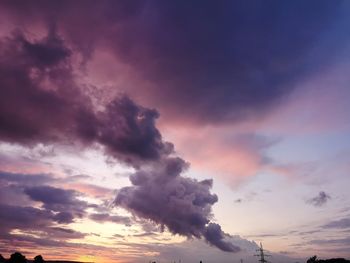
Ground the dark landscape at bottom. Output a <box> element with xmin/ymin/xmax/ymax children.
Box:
<box><xmin>0</xmin><ymin>252</ymin><xmax>349</xmax><ymax>263</ymax></box>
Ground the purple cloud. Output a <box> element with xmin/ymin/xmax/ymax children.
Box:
<box><xmin>0</xmin><ymin>30</ymin><xmax>173</xmax><ymax>166</ymax></box>
<box><xmin>1</xmin><ymin>1</ymin><xmax>347</xmax><ymax>125</ymax></box>
<box><xmin>115</xmin><ymin>157</ymin><xmax>239</xmax><ymax>252</ymax></box>
<box><xmin>20</xmin><ymin>26</ymin><xmax>71</xmax><ymax>68</ymax></box>
<box><xmin>0</xmin><ymin>204</ymin><xmax>58</xmax><ymax>232</ymax></box>
<box><xmin>204</xmin><ymin>223</ymin><xmax>240</xmax><ymax>252</ymax></box>
<box><xmin>0</xmin><ymin>171</ymin><xmax>55</xmax><ymax>186</ymax></box>
<box><xmin>0</xmin><ymin>30</ymin><xmax>236</xmax><ymax>252</ymax></box>
<box><xmin>24</xmin><ymin>186</ymin><xmax>88</xmax><ymax>219</ymax></box>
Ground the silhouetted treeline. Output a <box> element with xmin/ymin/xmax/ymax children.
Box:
<box><xmin>307</xmin><ymin>256</ymin><xmax>350</xmax><ymax>263</ymax></box>
<box><xmin>0</xmin><ymin>252</ymin><xmax>44</xmax><ymax>263</ymax></box>
<box><xmin>0</xmin><ymin>253</ymin><xmax>87</xmax><ymax>263</ymax></box>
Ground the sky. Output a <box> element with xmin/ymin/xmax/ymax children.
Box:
<box><xmin>0</xmin><ymin>1</ymin><xmax>350</xmax><ymax>262</ymax></box>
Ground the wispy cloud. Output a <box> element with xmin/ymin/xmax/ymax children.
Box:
<box><xmin>306</xmin><ymin>191</ymin><xmax>331</xmax><ymax>207</ymax></box>
<box><xmin>322</xmin><ymin>218</ymin><xmax>350</xmax><ymax>229</ymax></box>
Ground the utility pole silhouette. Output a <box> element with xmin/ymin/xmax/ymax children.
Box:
<box><xmin>254</xmin><ymin>242</ymin><xmax>271</xmax><ymax>263</ymax></box>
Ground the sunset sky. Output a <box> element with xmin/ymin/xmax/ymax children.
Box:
<box><xmin>0</xmin><ymin>1</ymin><xmax>350</xmax><ymax>262</ymax></box>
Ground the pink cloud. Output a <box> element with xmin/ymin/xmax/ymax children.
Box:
<box><xmin>68</xmin><ymin>183</ymin><xmax>114</xmax><ymax>199</ymax></box>
<box><xmin>159</xmin><ymin>125</ymin><xmax>273</xmax><ymax>186</ymax></box>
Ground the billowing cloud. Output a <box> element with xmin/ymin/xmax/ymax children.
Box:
<box><xmin>0</xmin><ymin>27</ymin><xmax>235</xmax><ymax>251</ymax></box>
<box><xmin>306</xmin><ymin>191</ymin><xmax>331</xmax><ymax>207</ymax></box>
<box><xmin>0</xmin><ymin>30</ymin><xmax>173</xmax><ymax>166</ymax></box>
<box><xmin>115</xmin><ymin>157</ymin><xmax>238</xmax><ymax>252</ymax></box>
<box><xmin>204</xmin><ymin>223</ymin><xmax>240</xmax><ymax>252</ymax></box>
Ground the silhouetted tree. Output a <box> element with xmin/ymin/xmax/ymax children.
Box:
<box><xmin>33</xmin><ymin>255</ymin><xmax>45</xmax><ymax>263</ymax></box>
<box><xmin>0</xmin><ymin>254</ymin><xmax>5</xmax><ymax>263</ymax></box>
<box><xmin>318</xmin><ymin>259</ymin><xmax>350</xmax><ymax>263</ymax></box>
<box><xmin>8</xmin><ymin>252</ymin><xmax>27</xmax><ymax>263</ymax></box>
<box><xmin>308</xmin><ymin>256</ymin><xmax>318</xmax><ymax>263</ymax></box>
<box><xmin>307</xmin><ymin>256</ymin><xmax>350</xmax><ymax>263</ymax></box>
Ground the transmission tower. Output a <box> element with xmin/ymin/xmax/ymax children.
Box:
<box><xmin>254</xmin><ymin>242</ymin><xmax>271</xmax><ymax>263</ymax></box>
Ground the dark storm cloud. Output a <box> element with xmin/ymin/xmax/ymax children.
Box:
<box><xmin>103</xmin><ymin>0</ymin><xmax>348</xmax><ymax>123</ymax></box>
<box><xmin>1</xmin><ymin>1</ymin><xmax>348</xmax><ymax>123</ymax></box>
<box><xmin>0</xmin><ymin>30</ymin><xmax>84</xmax><ymax>144</ymax></box>
<box><xmin>0</xmin><ymin>30</ymin><xmax>172</xmax><ymax>165</ymax></box>
<box><xmin>112</xmin><ymin>1</ymin><xmax>339</xmax><ymax>122</ymax></box>
<box><xmin>115</xmin><ymin>157</ymin><xmax>239</xmax><ymax>252</ymax></box>
<box><xmin>95</xmin><ymin>96</ymin><xmax>173</xmax><ymax>163</ymax></box>
<box><xmin>0</xmin><ymin>30</ymin><xmax>236</xmax><ymax>251</ymax></box>
<box><xmin>0</xmin><ymin>0</ymin><xmax>145</xmax><ymax>61</ymax></box>
<box><xmin>306</xmin><ymin>191</ymin><xmax>331</xmax><ymax>207</ymax></box>
<box><xmin>120</xmin><ymin>1</ymin><xmax>348</xmax><ymax>122</ymax></box>
<box><xmin>20</xmin><ymin>26</ymin><xmax>71</xmax><ymax>68</ymax></box>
